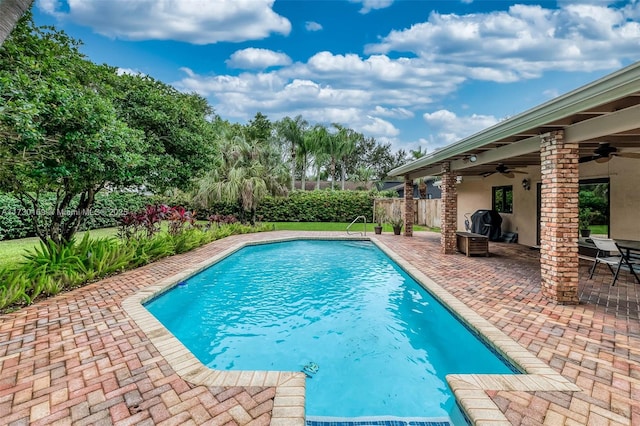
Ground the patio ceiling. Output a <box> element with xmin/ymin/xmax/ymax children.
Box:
<box><xmin>389</xmin><ymin>61</ymin><xmax>640</xmax><ymax>180</ymax></box>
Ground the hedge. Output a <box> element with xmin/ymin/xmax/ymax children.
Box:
<box><xmin>256</xmin><ymin>190</ymin><xmax>375</xmax><ymax>222</ymax></box>
<box><xmin>0</xmin><ymin>190</ymin><xmax>380</xmax><ymax>240</ymax></box>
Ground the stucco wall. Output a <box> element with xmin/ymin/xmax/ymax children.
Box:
<box><xmin>455</xmin><ymin>161</ymin><xmax>640</xmax><ymax>247</ymax></box>
<box><xmin>580</xmin><ymin>157</ymin><xmax>640</xmax><ymax>240</ymax></box>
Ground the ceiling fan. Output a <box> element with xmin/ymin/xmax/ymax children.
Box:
<box><xmin>482</xmin><ymin>163</ymin><xmax>528</xmax><ymax>178</ymax></box>
<box><xmin>579</xmin><ymin>142</ymin><xmax>640</xmax><ymax>163</ymax></box>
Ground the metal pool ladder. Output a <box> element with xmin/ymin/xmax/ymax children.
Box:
<box><xmin>346</xmin><ymin>215</ymin><xmax>367</xmax><ymax>236</ymax></box>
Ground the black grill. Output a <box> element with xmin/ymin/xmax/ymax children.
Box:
<box><xmin>470</xmin><ymin>209</ymin><xmax>503</xmax><ymax>241</ymax></box>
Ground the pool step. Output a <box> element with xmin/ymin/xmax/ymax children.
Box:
<box><xmin>306</xmin><ymin>416</ymin><xmax>452</xmax><ymax>426</ymax></box>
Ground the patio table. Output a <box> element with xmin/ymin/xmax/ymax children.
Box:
<box><xmin>613</xmin><ymin>239</ymin><xmax>640</xmax><ymax>285</ymax></box>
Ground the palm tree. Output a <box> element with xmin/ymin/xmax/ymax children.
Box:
<box><xmin>410</xmin><ymin>146</ymin><xmax>428</xmax><ymax>198</ymax></box>
<box><xmin>193</xmin><ymin>128</ymin><xmax>287</xmax><ymax>224</ymax></box>
<box><xmin>325</xmin><ymin>127</ymin><xmax>344</xmax><ymax>190</ymax></box>
<box><xmin>409</xmin><ymin>146</ymin><xmax>427</xmax><ymax>159</ymax></box>
<box><xmin>332</xmin><ymin>124</ymin><xmax>359</xmax><ymax>190</ymax></box>
<box><xmin>276</xmin><ymin>115</ymin><xmax>308</xmax><ymax>192</ymax></box>
<box><xmin>0</xmin><ymin>0</ymin><xmax>33</xmax><ymax>46</ymax></box>
<box><xmin>352</xmin><ymin>166</ymin><xmax>374</xmax><ymax>189</ymax></box>
<box><xmin>305</xmin><ymin>124</ymin><xmax>331</xmax><ymax>190</ymax></box>
<box><xmin>297</xmin><ymin>126</ymin><xmax>316</xmax><ymax>191</ymax></box>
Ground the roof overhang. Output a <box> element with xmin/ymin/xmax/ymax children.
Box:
<box><xmin>390</xmin><ymin>61</ymin><xmax>640</xmax><ymax>180</ymax></box>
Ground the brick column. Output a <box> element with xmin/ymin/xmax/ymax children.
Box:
<box><xmin>440</xmin><ymin>163</ymin><xmax>457</xmax><ymax>254</ymax></box>
<box><xmin>403</xmin><ymin>176</ymin><xmax>414</xmax><ymax>237</ymax></box>
<box><xmin>540</xmin><ymin>130</ymin><xmax>579</xmax><ymax>304</ymax></box>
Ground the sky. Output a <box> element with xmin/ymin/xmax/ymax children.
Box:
<box><xmin>31</xmin><ymin>0</ymin><xmax>640</xmax><ymax>155</ymax></box>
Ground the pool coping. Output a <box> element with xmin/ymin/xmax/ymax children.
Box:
<box><xmin>122</xmin><ymin>235</ymin><xmax>581</xmax><ymax>426</ymax></box>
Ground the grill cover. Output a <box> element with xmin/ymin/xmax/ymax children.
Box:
<box><xmin>470</xmin><ymin>209</ymin><xmax>503</xmax><ymax>241</ymax></box>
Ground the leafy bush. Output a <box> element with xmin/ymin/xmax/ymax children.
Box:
<box><xmin>0</xmin><ymin>222</ymin><xmax>270</xmax><ymax>312</ymax></box>
<box><xmin>128</xmin><ymin>234</ymin><xmax>176</xmax><ymax>267</ymax></box>
<box><xmin>257</xmin><ymin>190</ymin><xmax>376</xmax><ymax>222</ymax></box>
<box><xmin>0</xmin><ymin>267</ymin><xmax>32</xmax><ymax>307</ymax></box>
<box><xmin>0</xmin><ymin>195</ymin><xmax>35</xmax><ymax>240</ymax></box>
<box><xmin>0</xmin><ymin>192</ymin><xmax>151</xmax><ymax>241</ymax></box>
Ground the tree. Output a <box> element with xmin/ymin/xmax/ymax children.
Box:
<box><xmin>245</xmin><ymin>112</ymin><xmax>273</xmax><ymax>144</ymax></box>
<box><xmin>409</xmin><ymin>147</ymin><xmax>428</xmax><ymax>197</ymax></box>
<box><xmin>338</xmin><ymin>126</ymin><xmax>360</xmax><ymax>190</ymax></box>
<box><xmin>193</xmin><ymin>126</ymin><xmax>288</xmax><ymax>224</ymax></box>
<box><xmin>0</xmin><ymin>0</ymin><xmax>32</xmax><ymax>46</ymax></box>
<box><xmin>305</xmin><ymin>124</ymin><xmax>331</xmax><ymax>190</ymax></box>
<box><xmin>341</xmin><ymin>134</ymin><xmax>401</xmax><ymax>181</ymax></box>
<box><xmin>409</xmin><ymin>146</ymin><xmax>427</xmax><ymax>159</ymax></box>
<box><xmin>0</xmin><ymin>15</ymin><xmax>215</xmax><ymax>244</ymax></box>
<box><xmin>325</xmin><ymin>128</ymin><xmax>343</xmax><ymax>190</ymax></box>
<box><xmin>297</xmin><ymin>124</ymin><xmax>319</xmax><ymax>191</ymax></box>
<box><xmin>108</xmin><ymin>73</ymin><xmax>217</xmax><ymax>193</ymax></box>
<box><xmin>276</xmin><ymin>115</ymin><xmax>308</xmax><ymax>192</ymax></box>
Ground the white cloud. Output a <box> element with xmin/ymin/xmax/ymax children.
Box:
<box><xmin>371</xmin><ymin>106</ymin><xmax>414</xmax><ymax>119</ymax></box>
<box><xmin>349</xmin><ymin>0</ymin><xmax>395</xmax><ymax>14</ymax></box>
<box><xmin>38</xmin><ymin>0</ymin><xmax>62</xmax><ymax>16</ymax></box>
<box><xmin>365</xmin><ymin>3</ymin><xmax>639</xmax><ymax>80</ymax></box>
<box><xmin>161</xmin><ymin>1</ymin><xmax>640</xmax><ymax>151</ymax></box>
<box><xmin>422</xmin><ymin>110</ymin><xmax>498</xmax><ymax>146</ymax></box>
<box><xmin>305</xmin><ymin>21</ymin><xmax>323</xmax><ymax>32</ymax></box>
<box><xmin>116</xmin><ymin>68</ymin><xmax>144</xmax><ymax>76</ymax></box>
<box><xmin>299</xmin><ymin>51</ymin><xmax>464</xmax><ymax>97</ymax></box>
<box><xmin>361</xmin><ymin>116</ymin><xmax>400</xmax><ymax>137</ymax></box>
<box><xmin>349</xmin><ymin>0</ymin><xmax>394</xmax><ymax>15</ymax></box>
<box><xmin>226</xmin><ymin>48</ymin><xmax>292</xmax><ymax>70</ymax></box>
<box><xmin>39</xmin><ymin>0</ymin><xmax>291</xmax><ymax>44</ymax></box>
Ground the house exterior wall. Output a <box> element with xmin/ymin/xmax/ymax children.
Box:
<box><xmin>454</xmin><ymin>159</ymin><xmax>640</xmax><ymax>247</ymax></box>
<box><xmin>579</xmin><ymin>157</ymin><xmax>640</xmax><ymax>240</ymax></box>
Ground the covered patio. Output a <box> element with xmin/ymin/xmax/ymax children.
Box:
<box><xmin>388</xmin><ymin>61</ymin><xmax>640</xmax><ymax>305</ymax></box>
<box><xmin>0</xmin><ymin>231</ymin><xmax>639</xmax><ymax>425</ymax></box>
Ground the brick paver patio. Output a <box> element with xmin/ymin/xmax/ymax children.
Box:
<box><xmin>1</xmin><ymin>230</ymin><xmax>639</xmax><ymax>425</ymax></box>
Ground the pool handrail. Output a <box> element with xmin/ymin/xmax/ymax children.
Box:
<box><xmin>346</xmin><ymin>215</ymin><xmax>367</xmax><ymax>236</ymax></box>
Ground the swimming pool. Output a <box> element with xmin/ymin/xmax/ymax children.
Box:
<box><xmin>145</xmin><ymin>239</ymin><xmax>516</xmax><ymax>422</ymax></box>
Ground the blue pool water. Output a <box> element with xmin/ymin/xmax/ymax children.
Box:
<box><xmin>145</xmin><ymin>240</ymin><xmax>516</xmax><ymax>422</ymax></box>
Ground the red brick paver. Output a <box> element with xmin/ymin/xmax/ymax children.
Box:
<box><xmin>381</xmin><ymin>232</ymin><xmax>639</xmax><ymax>425</ymax></box>
<box><xmin>1</xmin><ymin>230</ymin><xmax>639</xmax><ymax>425</ymax></box>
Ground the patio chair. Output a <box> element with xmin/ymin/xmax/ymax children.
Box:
<box><xmin>588</xmin><ymin>237</ymin><xmax>640</xmax><ymax>286</ymax></box>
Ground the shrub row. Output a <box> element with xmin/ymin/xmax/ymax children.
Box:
<box><xmin>0</xmin><ymin>222</ymin><xmax>271</xmax><ymax>312</ymax></box>
<box><xmin>257</xmin><ymin>190</ymin><xmax>376</xmax><ymax>222</ymax></box>
<box><xmin>0</xmin><ymin>192</ymin><xmax>151</xmax><ymax>240</ymax></box>
<box><xmin>0</xmin><ymin>190</ymin><xmax>381</xmax><ymax>241</ymax></box>
<box><xmin>149</xmin><ymin>189</ymin><xmax>378</xmax><ymax>223</ymax></box>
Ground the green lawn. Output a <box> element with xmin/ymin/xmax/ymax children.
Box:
<box><xmin>589</xmin><ymin>224</ymin><xmax>608</xmax><ymax>235</ymax></box>
<box><xmin>0</xmin><ymin>227</ymin><xmax>120</xmax><ymax>268</ymax></box>
<box><xmin>268</xmin><ymin>222</ymin><xmax>430</xmax><ymax>233</ymax></box>
<box><xmin>0</xmin><ymin>222</ymin><xmax>435</xmax><ymax>269</ymax></box>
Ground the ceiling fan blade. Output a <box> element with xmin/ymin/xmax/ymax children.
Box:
<box><xmin>617</xmin><ymin>152</ymin><xmax>640</xmax><ymax>159</ymax></box>
<box><xmin>595</xmin><ymin>155</ymin><xmax>610</xmax><ymax>163</ymax></box>
<box><xmin>579</xmin><ymin>155</ymin><xmax>596</xmax><ymax>163</ymax></box>
<box><xmin>482</xmin><ymin>171</ymin><xmax>496</xmax><ymax>178</ymax></box>
<box><xmin>503</xmin><ymin>172</ymin><xmax>515</xmax><ymax>178</ymax></box>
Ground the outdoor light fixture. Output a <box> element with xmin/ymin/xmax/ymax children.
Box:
<box><xmin>522</xmin><ymin>178</ymin><xmax>531</xmax><ymax>191</ymax></box>
<box><xmin>468</xmin><ymin>154</ymin><xmax>477</xmax><ymax>162</ymax></box>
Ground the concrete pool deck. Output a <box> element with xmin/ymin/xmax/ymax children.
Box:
<box><xmin>1</xmin><ymin>230</ymin><xmax>639</xmax><ymax>425</ymax></box>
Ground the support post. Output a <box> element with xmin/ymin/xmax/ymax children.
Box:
<box><xmin>403</xmin><ymin>176</ymin><xmax>414</xmax><ymax>237</ymax></box>
<box><xmin>440</xmin><ymin>163</ymin><xmax>457</xmax><ymax>254</ymax></box>
<box><xmin>540</xmin><ymin>130</ymin><xmax>579</xmax><ymax>304</ymax></box>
